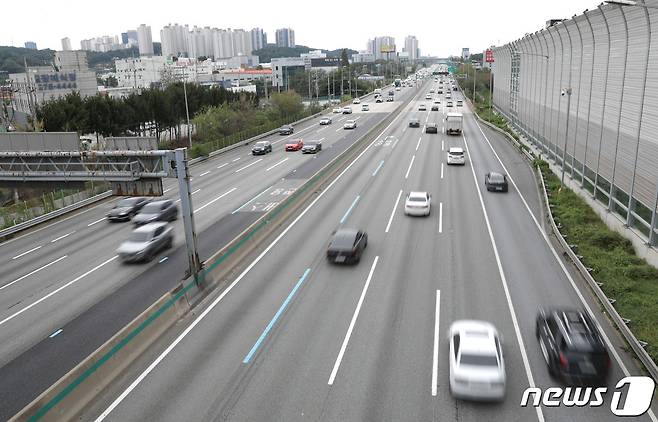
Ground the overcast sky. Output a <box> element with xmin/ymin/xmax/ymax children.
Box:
<box><xmin>2</xmin><ymin>0</ymin><xmax>598</xmax><ymax>57</ymax></box>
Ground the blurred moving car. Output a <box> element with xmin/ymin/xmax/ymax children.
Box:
<box><xmin>320</xmin><ymin>117</ymin><xmax>333</xmax><ymax>125</ymax></box>
<box><xmin>344</xmin><ymin>119</ymin><xmax>357</xmax><ymax>129</ymax></box>
<box><xmin>133</xmin><ymin>200</ymin><xmax>178</xmax><ymax>226</ymax></box>
<box><xmin>301</xmin><ymin>140</ymin><xmax>322</xmax><ymax>154</ymax></box>
<box><xmin>446</xmin><ymin>101</ymin><xmax>454</xmax><ymax>107</ymax></box>
<box><xmin>361</xmin><ymin>104</ymin><xmax>370</xmax><ymax>111</ymax></box>
<box><xmin>447</xmin><ymin>147</ymin><xmax>466</xmax><ymax>165</ymax></box>
<box><xmin>376</xmin><ymin>97</ymin><xmax>384</xmax><ymax>103</ymax></box>
<box><xmin>409</xmin><ymin>118</ymin><xmax>421</xmax><ymax>128</ymax></box>
<box><xmin>343</xmin><ymin>106</ymin><xmax>353</xmax><ymax>114</ymax></box>
<box><xmin>484</xmin><ymin>172</ymin><xmax>509</xmax><ymax>192</ymax></box>
<box><xmin>326</xmin><ymin>228</ymin><xmax>368</xmax><ymax>264</ymax></box>
<box><xmin>426</xmin><ymin>94</ymin><xmax>432</xmax><ymax>100</ymax></box>
<box><xmin>419</xmin><ymin>104</ymin><xmax>427</xmax><ymax>111</ymax></box>
<box><xmin>426</xmin><ymin>123</ymin><xmax>438</xmax><ymax>134</ymax></box>
<box><xmin>279</xmin><ymin>124</ymin><xmax>294</xmax><ymax>135</ymax></box>
<box><xmin>251</xmin><ymin>140</ymin><xmax>272</xmax><ymax>155</ymax></box>
<box><xmin>431</xmin><ymin>105</ymin><xmax>439</xmax><ymax>111</ymax></box>
<box><xmin>457</xmin><ymin>100</ymin><xmax>464</xmax><ymax>107</ymax></box>
<box><xmin>116</xmin><ymin>222</ymin><xmax>173</xmax><ymax>263</ymax></box>
<box><xmin>333</xmin><ymin>107</ymin><xmax>343</xmax><ymax>114</ymax></box>
<box><xmin>536</xmin><ymin>308</ymin><xmax>611</xmax><ymax>384</ymax></box>
<box><xmin>449</xmin><ymin>320</ymin><xmax>506</xmax><ymax>401</ymax></box>
<box><xmin>285</xmin><ymin>138</ymin><xmax>304</xmax><ymax>151</ymax></box>
<box><xmin>353</xmin><ymin>98</ymin><xmax>361</xmax><ymax>104</ymax></box>
<box><xmin>107</xmin><ymin>197</ymin><xmax>149</xmax><ymax>222</ymax></box>
<box><xmin>404</xmin><ymin>191</ymin><xmax>431</xmax><ymax>216</ymax></box>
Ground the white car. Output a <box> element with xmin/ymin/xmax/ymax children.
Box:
<box><xmin>446</xmin><ymin>93</ymin><xmax>452</xmax><ymax>99</ymax></box>
<box><xmin>404</xmin><ymin>191</ymin><xmax>431</xmax><ymax>216</ymax></box>
<box><xmin>333</xmin><ymin>107</ymin><xmax>343</xmax><ymax>114</ymax></box>
<box><xmin>361</xmin><ymin>104</ymin><xmax>370</xmax><ymax>111</ymax></box>
<box><xmin>319</xmin><ymin>117</ymin><xmax>332</xmax><ymax>125</ymax></box>
<box><xmin>344</xmin><ymin>119</ymin><xmax>357</xmax><ymax>129</ymax></box>
<box><xmin>447</xmin><ymin>101</ymin><xmax>454</xmax><ymax>107</ymax></box>
<box><xmin>449</xmin><ymin>320</ymin><xmax>506</xmax><ymax>401</ymax></box>
<box><xmin>396</xmin><ymin>86</ymin><xmax>401</xmax><ymax>91</ymax></box>
<box><xmin>434</xmin><ymin>99</ymin><xmax>441</xmax><ymax>105</ymax></box>
<box><xmin>342</xmin><ymin>106</ymin><xmax>353</xmax><ymax>114</ymax></box>
<box><xmin>353</xmin><ymin>98</ymin><xmax>361</xmax><ymax>104</ymax></box>
<box><xmin>447</xmin><ymin>147</ymin><xmax>466</xmax><ymax>165</ymax></box>
<box><xmin>418</xmin><ymin>104</ymin><xmax>427</xmax><ymax>111</ymax></box>
<box><xmin>425</xmin><ymin>94</ymin><xmax>432</xmax><ymax>100</ymax></box>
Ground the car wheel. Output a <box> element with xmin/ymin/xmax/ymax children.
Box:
<box><xmin>166</xmin><ymin>237</ymin><xmax>173</xmax><ymax>249</ymax></box>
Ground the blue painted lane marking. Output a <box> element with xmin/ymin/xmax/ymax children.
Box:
<box><xmin>243</xmin><ymin>268</ymin><xmax>311</xmax><ymax>364</ymax></box>
<box><xmin>372</xmin><ymin>160</ymin><xmax>385</xmax><ymax>177</ymax></box>
<box><xmin>49</xmin><ymin>329</ymin><xmax>63</xmax><ymax>338</ymax></box>
<box><xmin>340</xmin><ymin>195</ymin><xmax>361</xmax><ymax>225</ymax></box>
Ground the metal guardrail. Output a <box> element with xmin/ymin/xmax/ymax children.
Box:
<box><xmin>469</xmin><ymin>98</ymin><xmax>658</xmax><ymax>380</ymax></box>
<box><xmin>0</xmin><ymin>190</ymin><xmax>113</xmax><ymax>240</ymax></box>
<box><xmin>538</xmin><ymin>167</ymin><xmax>658</xmax><ymax>381</ymax></box>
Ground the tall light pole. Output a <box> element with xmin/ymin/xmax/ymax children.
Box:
<box><xmin>182</xmin><ymin>67</ymin><xmax>192</xmax><ymax>148</ymax></box>
<box><xmin>561</xmin><ymin>87</ymin><xmax>572</xmax><ymax>186</ymax></box>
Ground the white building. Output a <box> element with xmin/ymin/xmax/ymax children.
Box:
<box><xmin>275</xmin><ymin>28</ymin><xmax>295</xmax><ymax>48</ymax></box>
<box><xmin>162</xmin><ymin>25</ymin><xmax>255</xmax><ymax>59</ymax></box>
<box><xmin>250</xmin><ymin>28</ymin><xmax>266</xmax><ymax>52</ymax></box>
<box><xmin>161</xmin><ymin>23</ymin><xmax>190</xmax><ymax>58</ymax></box>
<box><xmin>300</xmin><ymin>50</ymin><xmax>325</xmax><ymax>59</ymax></box>
<box><xmin>137</xmin><ymin>24</ymin><xmax>154</xmax><ymax>56</ymax></box>
<box><xmin>366</xmin><ymin>36</ymin><xmax>396</xmax><ymax>61</ymax></box>
<box><xmin>403</xmin><ymin>36</ymin><xmax>419</xmax><ymax>62</ymax></box>
<box><xmin>351</xmin><ymin>52</ymin><xmax>375</xmax><ymax>63</ymax></box>
<box><xmin>80</xmin><ymin>35</ymin><xmax>122</xmax><ymax>52</ymax></box>
<box><xmin>61</xmin><ymin>37</ymin><xmax>72</xmax><ymax>51</ymax></box>
<box><xmin>115</xmin><ymin>56</ymin><xmax>166</xmax><ymax>89</ymax></box>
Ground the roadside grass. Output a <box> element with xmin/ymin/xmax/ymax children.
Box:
<box><xmin>537</xmin><ymin>160</ymin><xmax>658</xmax><ymax>363</ymax></box>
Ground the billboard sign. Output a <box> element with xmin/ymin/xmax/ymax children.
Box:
<box><xmin>485</xmin><ymin>49</ymin><xmax>494</xmax><ymax>63</ymax></box>
<box><xmin>310</xmin><ymin>57</ymin><xmax>340</xmax><ymax>68</ymax></box>
<box><xmin>380</xmin><ymin>45</ymin><xmax>396</xmax><ymax>53</ymax></box>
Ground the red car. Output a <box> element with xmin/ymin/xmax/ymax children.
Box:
<box><xmin>285</xmin><ymin>138</ymin><xmax>304</xmax><ymax>151</ymax></box>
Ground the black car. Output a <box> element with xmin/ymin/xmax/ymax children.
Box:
<box><xmin>132</xmin><ymin>200</ymin><xmax>178</xmax><ymax>226</ymax></box>
<box><xmin>485</xmin><ymin>172</ymin><xmax>509</xmax><ymax>192</ymax></box>
<box><xmin>431</xmin><ymin>105</ymin><xmax>439</xmax><ymax>111</ymax></box>
<box><xmin>326</xmin><ymin>228</ymin><xmax>368</xmax><ymax>264</ymax></box>
<box><xmin>279</xmin><ymin>125</ymin><xmax>294</xmax><ymax>135</ymax></box>
<box><xmin>107</xmin><ymin>197</ymin><xmax>150</xmax><ymax>222</ymax></box>
<box><xmin>536</xmin><ymin>309</ymin><xmax>611</xmax><ymax>384</ymax></box>
<box><xmin>409</xmin><ymin>118</ymin><xmax>421</xmax><ymax>128</ymax></box>
<box><xmin>251</xmin><ymin>141</ymin><xmax>272</xmax><ymax>155</ymax></box>
<box><xmin>425</xmin><ymin>123</ymin><xmax>438</xmax><ymax>134</ymax></box>
<box><xmin>301</xmin><ymin>140</ymin><xmax>322</xmax><ymax>154</ymax></box>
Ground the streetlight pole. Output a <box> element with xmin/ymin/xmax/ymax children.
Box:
<box><xmin>182</xmin><ymin>67</ymin><xmax>192</xmax><ymax>148</ymax></box>
<box><xmin>561</xmin><ymin>87</ymin><xmax>572</xmax><ymax>186</ymax></box>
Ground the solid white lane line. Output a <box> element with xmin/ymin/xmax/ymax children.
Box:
<box><xmin>199</xmin><ymin>171</ymin><xmax>210</xmax><ymax>177</ymax></box>
<box><xmin>51</xmin><ymin>231</ymin><xmax>75</xmax><ymax>243</ymax></box>
<box><xmin>439</xmin><ymin>202</ymin><xmax>443</xmax><ymax>233</ymax></box>
<box><xmin>385</xmin><ymin>190</ymin><xmax>403</xmax><ymax>233</ymax></box>
<box><xmin>12</xmin><ymin>245</ymin><xmax>42</xmax><ymax>260</ymax></box>
<box><xmin>216</xmin><ymin>163</ymin><xmax>229</xmax><ymax>170</ymax></box>
<box><xmin>441</xmin><ymin>163</ymin><xmax>444</xmax><ymax>179</ymax></box>
<box><xmin>432</xmin><ymin>290</ymin><xmax>440</xmax><ymax>396</ymax></box>
<box><xmin>235</xmin><ymin>159</ymin><xmax>263</xmax><ymax>173</ymax></box>
<box><xmin>175</xmin><ymin>189</ymin><xmax>200</xmax><ymax>203</ymax></box>
<box><xmin>472</xmin><ymin>118</ymin><xmax>657</xmax><ymax>415</ymax></box>
<box><xmin>405</xmin><ymin>155</ymin><xmax>416</xmax><ymax>179</ymax></box>
<box><xmin>416</xmin><ymin>137</ymin><xmax>422</xmax><ymax>151</ymax></box>
<box><xmin>266</xmin><ymin>158</ymin><xmax>289</xmax><ymax>172</ymax></box>
<box><xmin>232</xmin><ymin>185</ymin><xmax>272</xmax><ymax>214</ymax></box>
<box><xmin>0</xmin><ymin>255</ymin><xmax>118</xmax><ymax>327</ymax></box>
<box><xmin>95</xmin><ymin>106</ymin><xmax>408</xmax><ymax>421</ymax></box>
<box><xmin>462</xmin><ymin>134</ymin><xmax>545</xmax><ymax>422</ymax></box>
<box><xmin>195</xmin><ymin>188</ymin><xmax>237</xmax><ymax>213</ymax></box>
<box><xmin>1</xmin><ymin>255</ymin><xmax>68</xmax><ymax>291</ymax></box>
<box><xmin>328</xmin><ymin>256</ymin><xmax>379</xmax><ymax>385</ymax></box>
<box><xmin>87</xmin><ymin>217</ymin><xmax>106</xmax><ymax>227</ymax></box>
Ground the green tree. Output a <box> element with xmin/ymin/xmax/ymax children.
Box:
<box><xmin>340</xmin><ymin>49</ymin><xmax>349</xmax><ymax>67</ymax></box>
<box><xmin>269</xmin><ymin>91</ymin><xmax>303</xmax><ymax>119</ymax></box>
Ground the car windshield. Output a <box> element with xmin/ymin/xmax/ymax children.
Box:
<box><xmin>332</xmin><ymin>231</ymin><xmax>357</xmax><ymax>248</ymax></box>
<box><xmin>490</xmin><ymin>174</ymin><xmax>505</xmax><ymax>183</ymax></box>
<box><xmin>306</xmin><ymin>141</ymin><xmax>319</xmax><ymax>146</ymax></box>
<box><xmin>129</xmin><ymin>232</ymin><xmax>151</xmax><ymax>243</ymax></box>
<box><xmin>141</xmin><ymin>203</ymin><xmax>161</xmax><ymax>213</ymax></box>
<box><xmin>117</xmin><ymin>198</ymin><xmax>138</xmax><ymax>207</ymax></box>
<box><xmin>450</xmin><ymin>150</ymin><xmax>464</xmax><ymax>156</ymax></box>
<box><xmin>459</xmin><ymin>353</ymin><xmax>498</xmax><ymax>367</ymax></box>
<box><xmin>409</xmin><ymin>196</ymin><xmax>427</xmax><ymax>202</ymax></box>
<box><xmin>255</xmin><ymin>142</ymin><xmax>268</xmax><ymax>147</ymax></box>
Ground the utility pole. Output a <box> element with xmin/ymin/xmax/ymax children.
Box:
<box><xmin>174</xmin><ymin>148</ymin><xmax>202</xmax><ymax>280</ymax></box>
<box><xmin>182</xmin><ymin>68</ymin><xmax>192</xmax><ymax>148</ymax></box>
<box><xmin>561</xmin><ymin>87</ymin><xmax>572</xmax><ymax>186</ymax></box>
<box><xmin>472</xmin><ymin>64</ymin><xmax>477</xmax><ymax>104</ymax></box>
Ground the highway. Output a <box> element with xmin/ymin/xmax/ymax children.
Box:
<box><xmin>0</xmin><ymin>83</ymin><xmax>421</xmax><ymax>420</ymax></box>
<box><xmin>78</xmin><ymin>78</ymin><xmax>657</xmax><ymax>421</ymax></box>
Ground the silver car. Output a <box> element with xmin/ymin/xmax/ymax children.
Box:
<box><xmin>117</xmin><ymin>222</ymin><xmax>173</xmax><ymax>263</ymax></box>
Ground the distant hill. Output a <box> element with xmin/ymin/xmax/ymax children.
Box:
<box><xmin>252</xmin><ymin>44</ymin><xmax>358</xmax><ymax>63</ymax></box>
<box><xmin>0</xmin><ymin>42</ymin><xmax>163</xmax><ymax>77</ymax></box>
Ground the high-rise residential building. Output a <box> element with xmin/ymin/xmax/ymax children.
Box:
<box><xmin>137</xmin><ymin>24</ymin><xmax>154</xmax><ymax>56</ymax></box>
<box><xmin>403</xmin><ymin>36</ymin><xmax>419</xmax><ymax>62</ymax></box>
<box><xmin>366</xmin><ymin>36</ymin><xmax>396</xmax><ymax>61</ymax></box>
<box><xmin>250</xmin><ymin>28</ymin><xmax>266</xmax><ymax>52</ymax></box>
<box><xmin>61</xmin><ymin>37</ymin><xmax>72</xmax><ymax>51</ymax></box>
<box><xmin>162</xmin><ymin>25</ymin><xmax>256</xmax><ymax>59</ymax></box>
<box><xmin>24</xmin><ymin>41</ymin><xmax>37</xmax><ymax>50</ymax></box>
<box><xmin>80</xmin><ymin>35</ymin><xmax>122</xmax><ymax>52</ymax></box>
<box><xmin>275</xmin><ymin>28</ymin><xmax>295</xmax><ymax>48</ymax></box>
<box><xmin>161</xmin><ymin>23</ymin><xmax>191</xmax><ymax>58</ymax></box>
<box><xmin>462</xmin><ymin>48</ymin><xmax>470</xmax><ymax>60</ymax></box>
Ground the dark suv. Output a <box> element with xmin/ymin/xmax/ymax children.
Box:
<box><xmin>536</xmin><ymin>308</ymin><xmax>611</xmax><ymax>385</ymax></box>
